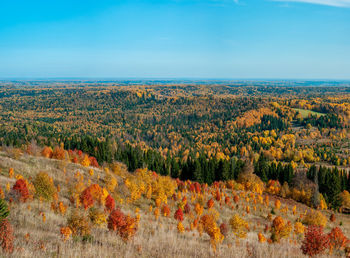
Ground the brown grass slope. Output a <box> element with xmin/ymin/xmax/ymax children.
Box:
<box><xmin>0</xmin><ymin>150</ymin><xmax>349</xmax><ymax>258</ymax></box>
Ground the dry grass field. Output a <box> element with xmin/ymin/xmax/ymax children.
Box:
<box><xmin>1</xmin><ymin>147</ymin><xmax>349</xmax><ymax>258</ymax></box>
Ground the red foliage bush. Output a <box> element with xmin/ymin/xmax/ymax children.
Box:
<box><xmin>12</xmin><ymin>179</ymin><xmax>30</xmax><ymax>202</ymax></box>
<box><xmin>161</xmin><ymin>204</ymin><xmax>171</xmax><ymax>217</ymax></box>
<box><xmin>177</xmin><ymin>180</ymin><xmax>186</xmax><ymax>192</ymax></box>
<box><xmin>105</xmin><ymin>195</ymin><xmax>115</xmax><ymax>213</ymax></box>
<box><xmin>174</xmin><ymin>208</ymin><xmax>184</xmax><ymax>221</ymax></box>
<box><xmin>207</xmin><ymin>199</ymin><xmax>214</xmax><ymax>209</ymax></box>
<box><xmin>330</xmin><ymin>214</ymin><xmax>336</xmax><ymax>222</ymax></box>
<box><xmin>0</xmin><ymin>219</ymin><xmax>14</xmax><ymax>253</ymax></box>
<box><xmin>220</xmin><ymin>223</ymin><xmax>229</xmax><ymax>237</ymax></box>
<box><xmin>184</xmin><ymin>203</ymin><xmax>191</xmax><ymax>214</ymax></box>
<box><xmin>189</xmin><ymin>182</ymin><xmax>201</xmax><ymax>194</ymax></box>
<box><xmin>107</xmin><ymin>208</ymin><xmax>137</xmax><ymax>241</ymax></box>
<box><xmin>215</xmin><ymin>190</ymin><xmax>221</xmax><ymax>201</ymax></box>
<box><xmin>80</xmin><ymin>188</ymin><xmax>94</xmax><ymax>210</ymax></box>
<box><xmin>328</xmin><ymin>227</ymin><xmax>349</xmax><ymax>253</ymax></box>
<box><xmin>89</xmin><ymin>156</ymin><xmax>99</xmax><ymax>168</ymax></box>
<box><xmin>301</xmin><ymin>225</ymin><xmax>329</xmax><ymax>257</ymax></box>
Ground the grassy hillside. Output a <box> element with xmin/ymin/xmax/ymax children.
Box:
<box><xmin>0</xmin><ymin>148</ymin><xmax>349</xmax><ymax>257</ymax></box>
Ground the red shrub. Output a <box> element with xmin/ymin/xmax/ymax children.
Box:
<box><xmin>107</xmin><ymin>208</ymin><xmax>137</xmax><ymax>241</ymax></box>
<box><xmin>12</xmin><ymin>179</ymin><xmax>30</xmax><ymax>202</ymax></box>
<box><xmin>105</xmin><ymin>195</ymin><xmax>115</xmax><ymax>213</ymax></box>
<box><xmin>161</xmin><ymin>204</ymin><xmax>171</xmax><ymax>217</ymax></box>
<box><xmin>330</xmin><ymin>214</ymin><xmax>336</xmax><ymax>222</ymax></box>
<box><xmin>177</xmin><ymin>181</ymin><xmax>185</xmax><ymax>192</ymax></box>
<box><xmin>328</xmin><ymin>227</ymin><xmax>349</xmax><ymax>253</ymax></box>
<box><xmin>215</xmin><ymin>190</ymin><xmax>221</xmax><ymax>201</ymax></box>
<box><xmin>189</xmin><ymin>182</ymin><xmax>201</xmax><ymax>194</ymax></box>
<box><xmin>0</xmin><ymin>219</ymin><xmax>14</xmax><ymax>253</ymax></box>
<box><xmin>174</xmin><ymin>208</ymin><xmax>184</xmax><ymax>221</ymax></box>
<box><xmin>89</xmin><ymin>157</ymin><xmax>99</xmax><ymax>168</ymax></box>
<box><xmin>220</xmin><ymin>223</ymin><xmax>229</xmax><ymax>237</ymax></box>
<box><xmin>80</xmin><ymin>188</ymin><xmax>94</xmax><ymax>210</ymax></box>
<box><xmin>184</xmin><ymin>203</ymin><xmax>191</xmax><ymax>214</ymax></box>
<box><xmin>301</xmin><ymin>226</ymin><xmax>329</xmax><ymax>257</ymax></box>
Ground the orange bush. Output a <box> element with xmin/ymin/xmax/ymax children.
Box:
<box><xmin>258</xmin><ymin>232</ymin><xmax>266</xmax><ymax>243</ymax></box>
<box><xmin>161</xmin><ymin>204</ymin><xmax>170</xmax><ymax>217</ymax></box>
<box><xmin>328</xmin><ymin>227</ymin><xmax>349</xmax><ymax>254</ymax></box>
<box><xmin>60</xmin><ymin>227</ymin><xmax>72</xmax><ymax>242</ymax></box>
<box><xmin>207</xmin><ymin>199</ymin><xmax>214</xmax><ymax>209</ymax></box>
<box><xmin>80</xmin><ymin>188</ymin><xmax>94</xmax><ymax>210</ymax></box>
<box><xmin>107</xmin><ymin>208</ymin><xmax>138</xmax><ymax>241</ymax></box>
<box><xmin>105</xmin><ymin>195</ymin><xmax>115</xmax><ymax>213</ymax></box>
<box><xmin>200</xmin><ymin>214</ymin><xmax>224</xmax><ymax>252</ymax></box>
<box><xmin>41</xmin><ymin>146</ymin><xmax>53</xmax><ymax>158</ymax></box>
<box><xmin>0</xmin><ymin>219</ymin><xmax>14</xmax><ymax>253</ymax></box>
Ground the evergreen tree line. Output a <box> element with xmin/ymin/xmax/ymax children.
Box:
<box><xmin>307</xmin><ymin>165</ymin><xmax>348</xmax><ymax>209</ymax></box>
<box><xmin>254</xmin><ymin>154</ymin><xmax>295</xmax><ymax>185</ymax></box>
<box><xmin>61</xmin><ymin>136</ymin><xmax>247</xmax><ymax>185</ymax></box>
<box><xmin>301</xmin><ymin>114</ymin><xmax>343</xmax><ymax>129</ymax></box>
<box><xmin>114</xmin><ymin>143</ymin><xmax>245</xmax><ymax>185</ymax></box>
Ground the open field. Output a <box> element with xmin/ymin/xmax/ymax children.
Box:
<box><xmin>293</xmin><ymin>108</ymin><xmax>326</xmax><ymax>118</ymax></box>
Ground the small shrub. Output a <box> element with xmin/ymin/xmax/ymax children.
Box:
<box><xmin>80</xmin><ymin>188</ymin><xmax>94</xmax><ymax>210</ymax></box>
<box><xmin>105</xmin><ymin>194</ymin><xmax>115</xmax><ymax>213</ymax></box>
<box><xmin>161</xmin><ymin>204</ymin><xmax>170</xmax><ymax>217</ymax></box>
<box><xmin>301</xmin><ymin>225</ymin><xmax>329</xmax><ymax>257</ymax></box>
<box><xmin>207</xmin><ymin>198</ymin><xmax>214</xmax><ymax>209</ymax></box>
<box><xmin>229</xmin><ymin>214</ymin><xmax>249</xmax><ymax>238</ymax></box>
<box><xmin>200</xmin><ymin>214</ymin><xmax>224</xmax><ymax>251</ymax></box>
<box><xmin>270</xmin><ymin>216</ymin><xmax>292</xmax><ymax>242</ymax></box>
<box><xmin>184</xmin><ymin>203</ymin><xmax>191</xmax><ymax>214</ymax></box>
<box><xmin>328</xmin><ymin>227</ymin><xmax>349</xmax><ymax>254</ymax></box>
<box><xmin>177</xmin><ymin>222</ymin><xmax>185</xmax><ymax>233</ymax></box>
<box><xmin>174</xmin><ymin>208</ymin><xmax>184</xmax><ymax>221</ymax></box>
<box><xmin>107</xmin><ymin>208</ymin><xmax>138</xmax><ymax>241</ymax></box>
<box><xmin>219</xmin><ymin>223</ymin><xmax>229</xmax><ymax>237</ymax></box>
<box><xmin>330</xmin><ymin>214</ymin><xmax>336</xmax><ymax>222</ymax></box>
<box><xmin>89</xmin><ymin>208</ymin><xmax>107</xmax><ymax>226</ymax></box>
<box><xmin>302</xmin><ymin>210</ymin><xmax>327</xmax><ymax>227</ymax></box>
<box><xmin>33</xmin><ymin>172</ymin><xmax>57</xmax><ymax>201</ymax></box>
<box><xmin>12</xmin><ymin>179</ymin><xmax>30</xmax><ymax>202</ymax></box>
<box><xmin>258</xmin><ymin>232</ymin><xmax>266</xmax><ymax>243</ymax></box>
<box><xmin>41</xmin><ymin>146</ymin><xmax>53</xmax><ymax>158</ymax></box>
<box><xmin>0</xmin><ymin>219</ymin><xmax>14</xmax><ymax>253</ymax></box>
<box><xmin>67</xmin><ymin>210</ymin><xmax>91</xmax><ymax>237</ymax></box>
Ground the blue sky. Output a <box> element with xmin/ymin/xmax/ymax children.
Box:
<box><xmin>0</xmin><ymin>0</ymin><xmax>349</xmax><ymax>79</ymax></box>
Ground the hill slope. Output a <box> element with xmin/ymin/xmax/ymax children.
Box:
<box><xmin>0</xmin><ymin>149</ymin><xmax>348</xmax><ymax>257</ymax></box>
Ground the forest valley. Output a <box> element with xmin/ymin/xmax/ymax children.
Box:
<box><xmin>0</xmin><ymin>82</ymin><xmax>350</xmax><ymax>257</ymax></box>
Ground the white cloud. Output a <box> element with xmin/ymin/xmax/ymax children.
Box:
<box><xmin>273</xmin><ymin>0</ymin><xmax>350</xmax><ymax>7</ymax></box>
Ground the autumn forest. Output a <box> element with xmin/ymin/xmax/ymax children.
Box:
<box><xmin>1</xmin><ymin>80</ymin><xmax>350</xmax><ymax>257</ymax></box>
